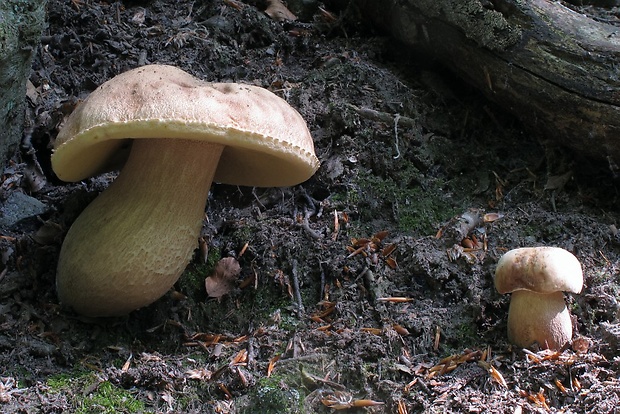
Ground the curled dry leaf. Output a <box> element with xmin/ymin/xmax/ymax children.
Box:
<box><xmin>32</xmin><ymin>221</ymin><xmax>64</xmax><ymax>245</ymax></box>
<box><xmin>393</xmin><ymin>324</ymin><xmax>410</xmax><ymax>336</ymax></box>
<box><xmin>264</xmin><ymin>0</ymin><xmax>296</xmax><ymax>22</ymax></box>
<box><xmin>544</xmin><ymin>171</ymin><xmax>572</xmax><ymax>190</ymax></box>
<box><xmin>205</xmin><ymin>257</ymin><xmax>241</xmax><ymax>298</ymax></box>
<box><xmin>267</xmin><ymin>354</ymin><xmax>280</xmax><ymax>377</ymax></box>
<box><xmin>184</xmin><ymin>368</ymin><xmax>212</xmax><ymax>381</ymax></box>
<box><xmin>483</xmin><ymin>212</ymin><xmax>504</xmax><ymax>223</ymax></box>
<box><xmin>571</xmin><ymin>336</ymin><xmax>591</xmax><ymax>354</ymax></box>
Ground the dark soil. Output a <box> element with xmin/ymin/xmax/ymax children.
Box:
<box><xmin>2</xmin><ymin>0</ymin><xmax>620</xmax><ymax>412</ymax></box>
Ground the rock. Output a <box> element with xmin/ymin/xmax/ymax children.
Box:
<box><xmin>601</xmin><ymin>322</ymin><xmax>620</xmax><ymax>352</ymax></box>
<box><xmin>0</xmin><ymin>191</ymin><xmax>47</xmax><ymax>228</ymax></box>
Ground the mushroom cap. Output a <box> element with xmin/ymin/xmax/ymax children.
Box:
<box><xmin>494</xmin><ymin>247</ymin><xmax>583</xmax><ymax>295</ymax></box>
<box><xmin>52</xmin><ymin>64</ymin><xmax>319</xmax><ymax>187</ymax></box>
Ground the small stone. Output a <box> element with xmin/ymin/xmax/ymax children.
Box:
<box><xmin>0</xmin><ymin>192</ymin><xmax>47</xmax><ymax>228</ymax></box>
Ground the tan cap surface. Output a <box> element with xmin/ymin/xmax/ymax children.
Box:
<box><xmin>494</xmin><ymin>247</ymin><xmax>583</xmax><ymax>295</ymax></box>
<box><xmin>52</xmin><ymin>65</ymin><xmax>319</xmax><ymax>187</ymax></box>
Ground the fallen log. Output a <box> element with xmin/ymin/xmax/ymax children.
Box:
<box><xmin>355</xmin><ymin>0</ymin><xmax>620</xmax><ymax>167</ymax></box>
<box><xmin>0</xmin><ymin>0</ymin><xmax>47</xmax><ymax>164</ymax></box>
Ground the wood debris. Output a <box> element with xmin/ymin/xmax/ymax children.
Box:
<box><xmin>320</xmin><ymin>390</ymin><xmax>384</xmax><ymax>410</ymax></box>
<box><xmin>424</xmin><ymin>347</ymin><xmax>507</xmax><ymax>389</ymax></box>
<box><xmin>346</xmin><ymin>230</ymin><xmax>398</xmax><ymax>268</ymax></box>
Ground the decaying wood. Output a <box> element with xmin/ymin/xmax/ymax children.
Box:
<box><xmin>0</xmin><ymin>0</ymin><xmax>47</xmax><ymax>164</ymax></box>
<box><xmin>355</xmin><ymin>0</ymin><xmax>620</xmax><ymax>166</ymax></box>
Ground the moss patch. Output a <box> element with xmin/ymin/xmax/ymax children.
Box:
<box><xmin>47</xmin><ymin>371</ymin><xmax>145</xmax><ymax>414</ymax></box>
<box><xmin>241</xmin><ymin>374</ymin><xmax>303</xmax><ymax>414</ymax></box>
<box><xmin>343</xmin><ymin>163</ymin><xmax>459</xmax><ymax>235</ymax></box>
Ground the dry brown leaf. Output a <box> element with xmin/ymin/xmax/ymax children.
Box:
<box><xmin>393</xmin><ymin>324</ymin><xmax>410</xmax><ymax>336</ymax></box>
<box><xmin>483</xmin><ymin>212</ymin><xmax>504</xmax><ymax>223</ymax></box>
<box><xmin>205</xmin><ymin>257</ymin><xmax>241</xmax><ymax>298</ymax></box>
<box><xmin>32</xmin><ymin>221</ymin><xmax>64</xmax><ymax>245</ymax></box>
<box><xmin>264</xmin><ymin>0</ymin><xmax>296</xmax><ymax>22</ymax></box>
<box><xmin>544</xmin><ymin>171</ymin><xmax>572</xmax><ymax>190</ymax></box>
<box><xmin>23</xmin><ymin>162</ymin><xmax>47</xmax><ymax>192</ymax></box>
<box><xmin>267</xmin><ymin>354</ymin><xmax>280</xmax><ymax>377</ymax></box>
<box><xmin>184</xmin><ymin>368</ymin><xmax>212</xmax><ymax>381</ymax></box>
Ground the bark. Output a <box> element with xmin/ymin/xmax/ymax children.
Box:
<box><xmin>355</xmin><ymin>0</ymin><xmax>620</xmax><ymax>165</ymax></box>
<box><xmin>0</xmin><ymin>0</ymin><xmax>47</xmax><ymax>164</ymax></box>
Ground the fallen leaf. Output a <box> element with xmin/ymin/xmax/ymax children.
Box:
<box><xmin>267</xmin><ymin>354</ymin><xmax>280</xmax><ymax>377</ymax></box>
<box><xmin>544</xmin><ymin>171</ymin><xmax>572</xmax><ymax>190</ymax></box>
<box><xmin>205</xmin><ymin>257</ymin><xmax>241</xmax><ymax>298</ymax></box>
<box><xmin>483</xmin><ymin>212</ymin><xmax>504</xmax><ymax>223</ymax></box>
<box><xmin>32</xmin><ymin>221</ymin><xmax>63</xmax><ymax>245</ymax></box>
<box><xmin>265</xmin><ymin>0</ymin><xmax>297</xmax><ymax>22</ymax></box>
<box><xmin>184</xmin><ymin>368</ymin><xmax>212</xmax><ymax>381</ymax></box>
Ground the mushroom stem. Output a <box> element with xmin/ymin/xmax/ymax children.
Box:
<box><xmin>507</xmin><ymin>290</ymin><xmax>572</xmax><ymax>350</ymax></box>
<box><xmin>56</xmin><ymin>139</ymin><xmax>224</xmax><ymax>316</ymax></box>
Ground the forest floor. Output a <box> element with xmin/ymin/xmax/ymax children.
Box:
<box><xmin>1</xmin><ymin>0</ymin><xmax>620</xmax><ymax>412</ymax></box>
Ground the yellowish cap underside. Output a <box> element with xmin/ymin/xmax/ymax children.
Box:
<box><xmin>52</xmin><ymin>120</ymin><xmax>319</xmax><ymax>186</ymax></box>
<box><xmin>52</xmin><ymin>65</ymin><xmax>319</xmax><ymax>187</ymax></box>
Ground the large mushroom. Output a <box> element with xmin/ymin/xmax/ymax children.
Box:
<box><xmin>494</xmin><ymin>247</ymin><xmax>583</xmax><ymax>350</ymax></box>
<box><xmin>52</xmin><ymin>65</ymin><xmax>319</xmax><ymax>317</ymax></box>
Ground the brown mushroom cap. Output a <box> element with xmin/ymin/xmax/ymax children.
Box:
<box><xmin>52</xmin><ymin>64</ymin><xmax>319</xmax><ymax>186</ymax></box>
<box><xmin>494</xmin><ymin>246</ymin><xmax>583</xmax><ymax>295</ymax></box>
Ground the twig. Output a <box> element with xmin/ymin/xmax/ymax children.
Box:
<box><xmin>348</xmin><ymin>104</ymin><xmax>417</xmax><ymax>128</ymax></box>
<box><xmin>251</xmin><ymin>187</ymin><xmax>266</xmax><ymax>209</ymax></box>
<box><xmin>298</xmin><ymin>186</ymin><xmax>318</xmax><ymax>214</ymax></box>
<box><xmin>247</xmin><ymin>336</ymin><xmax>257</xmax><ymax>369</ymax></box>
<box><xmin>299</xmin><ymin>208</ymin><xmax>322</xmax><ymax>240</ymax></box>
<box><xmin>393</xmin><ymin>113</ymin><xmax>401</xmax><ymax>159</ymax></box>
<box><xmin>291</xmin><ymin>260</ymin><xmax>305</xmax><ymax>317</ymax></box>
<box><xmin>319</xmin><ymin>261</ymin><xmax>326</xmax><ymax>302</ymax></box>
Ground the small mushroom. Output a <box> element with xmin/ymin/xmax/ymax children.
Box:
<box><xmin>494</xmin><ymin>246</ymin><xmax>583</xmax><ymax>350</ymax></box>
<box><xmin>52</xmin><ymin>65</ymin><xmax>319</xmax><ymax>317</ymax></box>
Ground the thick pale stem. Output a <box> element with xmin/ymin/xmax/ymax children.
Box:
<box><xmin>507</xmin><ymin>290</ymin><xmax>572</xmax><ymax>350</ymax></box>
<box><xmin>56</xmin><ymin>139</ymin><xmax>224</xmax><ymax>316</ymax></box>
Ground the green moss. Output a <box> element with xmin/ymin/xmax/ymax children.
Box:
<box><xmin>46</xmin><ymin>372</ymin><xmax>78</xmax><ymax>390</ymax></box>
<box><xmin>251</xmin><ymin>284</ymin><xmax>297</xmax><ymax>323</ymax></box>
<box><xmin>241</xmin><ymin>374</ymin><xmax>302</xmax><ymax>414</ymax></box>
<box><xmin>342</xmin><ymin>163</ymin><xmax>458</xmax><ymax>235</ymax></box>
<box><xmin>455</xmin><ymin>321</ymin><xmax>478</xmax><ymax>344</ymax></box>
<box><xmin>278</xmin><ymin>312</ymin><xmax>302</xmax><ymax>332</ymax></box>
<box><xmin>47</xmin><ymin>372</ymin><xmax>145</xmax><ymax>414</ymax></box>
<box><xmin>521</xmin><ymin>224</ymin><xmax>539</xmax><ymax>238</ymax></box>
<box><xmin>206</xmin><ymin>248</ymin><xmax>223</xmax><ymax>269</ymax></box>
<box><xmin>178</xmin><ymin>250</ymin><xmax>221</xmax><ymax>298</ymax></box>
<box><xmin>542</xmin><ymin>223</ymin><xmax>564</xmax><ymax>239</ymax></box>
<box><xmin>77</xmin><ymin>381</ymin><xmax>145</xmax><ymax>414</ymax></box>
<box><xmin>232</xmin><ymin>223</ymin><xmax>255</xmax><ymax>244</ymax></box>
